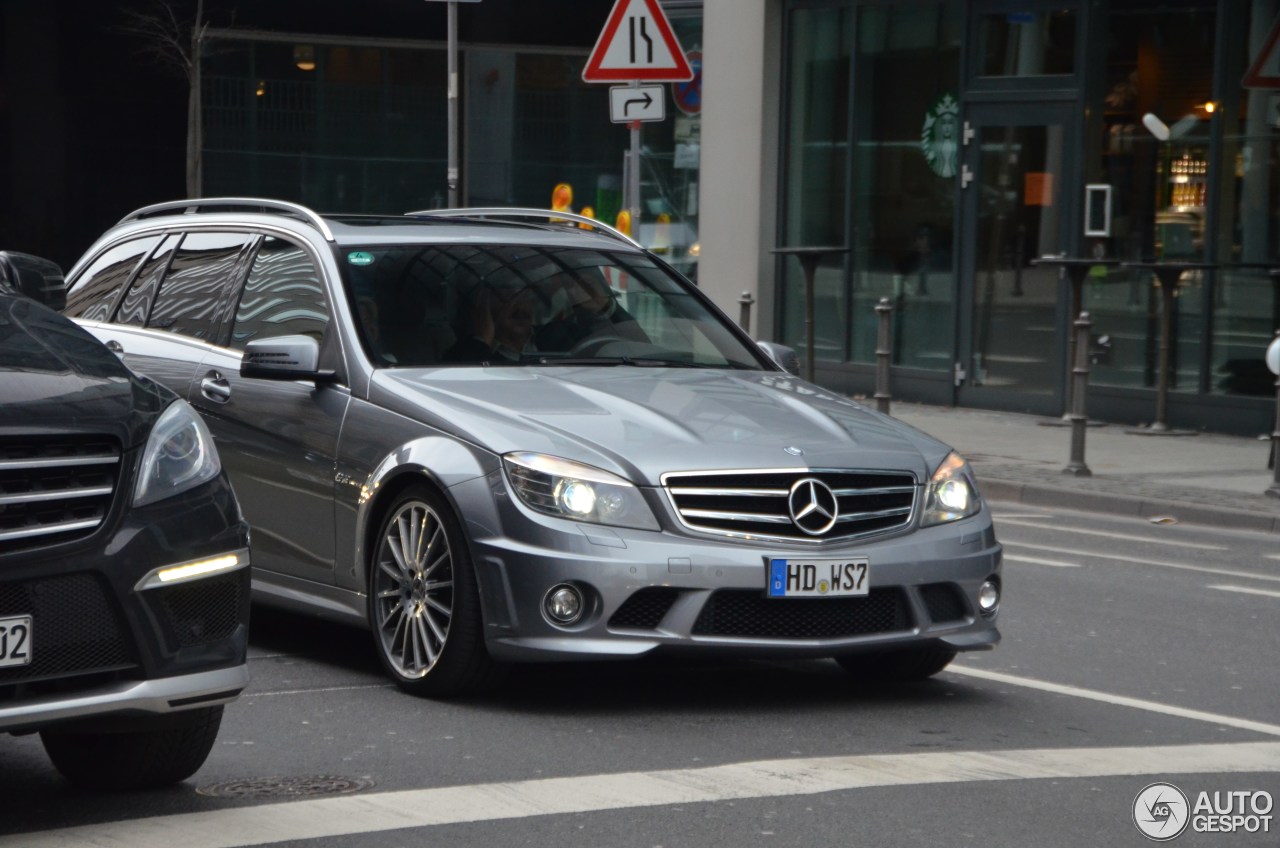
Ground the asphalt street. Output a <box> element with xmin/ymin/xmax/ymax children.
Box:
<box><xmin>2</xmin><ymin>498</ymin><xmax>1277</xmax><ymax>847</ymax></box>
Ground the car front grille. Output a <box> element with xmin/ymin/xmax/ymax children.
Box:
<box><xmin>0</xmin><ymin>573</ymin><xmax>137</xmax><ymax>688</ymax></box>
<box><xmin>0</xmin><ymin>435</ymin><xmax>121</xmax><ymax>552</ymax></box>
<box><xmin>692</xmin><ymin>588</ymin><xmax>912</xmax><ymax>639</ymax></box>
<box><xmin>662</xmin><ymin>469</ymin><xmax>916</xmax><ymax>542</ymax></box>
<box><xmin>608</xmin><ymin>587</ymin><xmax>680</xmax><ymax>630</ymax></box>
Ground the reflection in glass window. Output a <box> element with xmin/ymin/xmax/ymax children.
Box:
<box><xmin>63</xmin><ymin>237</ymin><xmax>161</xmax><ymax>321</ymax></box>
<box><xmin>1212</xmin><ymin>5</ymin><xmax>1280</xmax><ymax>397</ymax></box>
<box><xmin>340</xmin><ymin>244</ymin><xmax>761</xmax><ymax>370</ymax></box>
<box><xmin>231</xmin><ymin>238</ymin><xmax>328</xmax><ymax>349</ymax></box>
<box><xmin>149</xmin><ymin>232</ymin><xmax>253</xmax><ymax>340</ymax></box>
<box><xmin>116</xmin><ymin>235</ymin><xmax>180</xmax><ymax>327</ymax></box>
<box><xmin>978</xmin><ymin>11</ymin><xmax>1076</xmax><ymax>77</ymax></box>
<box><xmin>779</xmin><ymin>3</ymin><xmax>962</xmax><ymax>371</ymax></box>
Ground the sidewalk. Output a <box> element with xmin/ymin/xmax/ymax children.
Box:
<box><xmin>886</xmin><ymin>402</ymin><xmax>1280</xmax><ymax>534</ymax></box>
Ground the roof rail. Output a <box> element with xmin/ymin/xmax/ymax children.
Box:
<box><xmin>117</xmin><ymin>198</ymin><xmax>336</xmax><ymax>242</ymax></box>
<box><xmin>406</xmin><ymin>207</ymin><xmax>641</xmax><ymax>248</ymax></box>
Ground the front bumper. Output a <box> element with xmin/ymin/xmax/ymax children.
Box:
<box><xmin>452</xmin><ymin>473</ymin><xmax>1002</xmax><ymax>662</ymax></box>
<box><xmin>0</xmin><ymin>665</ymin><xmax>248</xmax><ymax>734</ymax></box>
<box><xmin>0</xmin><ymin>472</ymin><xmax>251</xmax><ymax>731</ymax></box>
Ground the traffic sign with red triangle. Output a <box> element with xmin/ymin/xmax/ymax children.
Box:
<box><xmin>582</xmin><ymin>0</ymin><xmax>694</xmax><ymax>83</ymax></box>
<box><xmin>1243</xmin><ymin>12</ymin><xmax>1280</xmax><ymax>89</ymax></box>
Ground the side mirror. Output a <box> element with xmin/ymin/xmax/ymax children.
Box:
<box><xmin>0</xmin><ymin>252</ymin><xmax>66</xmax><ymax>310</ymax></box>
<box><xmin>757</xmin><ymin>341</ymin><xmax>800</xmax><ymax>376</ymax></box>
<box><xmin>240</xmin><ymin>335</ymin><xmax>334</xmax><ymax>382</ymax></box>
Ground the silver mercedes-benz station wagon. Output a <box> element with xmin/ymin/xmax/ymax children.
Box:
<box><xmin>61</xmin><ymin>199</ymin><xmax>1001</xmax><ymax>696</ymax></box>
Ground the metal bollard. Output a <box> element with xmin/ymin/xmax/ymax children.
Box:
<box><xmin>1063</xmin><ymin>311</ymin><xmax>1092</xmax><ymax>477</ymax></box>
<box><xmin>738</xmin><ymin>290</ymin><xmax>755</xmax><ymax>333</ymax></box>
<box><xmin>1267</xmin><ymin>330</ymin><xmax>1280</xmax><ymax>498</ymax></box>
<box><xmin>874</xmin><ymin>297</ymin><xmax>893</xmax><ymax>414</ymax></box>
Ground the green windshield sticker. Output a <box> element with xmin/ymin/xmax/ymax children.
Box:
<box><xmin>348</xmin><ymin>251</ymin><xmax>375</xmax><ymax>266</ymax></box>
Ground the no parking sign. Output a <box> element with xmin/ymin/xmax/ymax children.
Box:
<box><xmin>672</xmin><ymin>50</ymin><xmax>701</xmax><ymax>116</ymax></box>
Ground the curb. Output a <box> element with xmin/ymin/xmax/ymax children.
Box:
<box><xmin>978</xmin><ymin>477</ymin><xmax>1280</xmax><ymax>535</ymax></box>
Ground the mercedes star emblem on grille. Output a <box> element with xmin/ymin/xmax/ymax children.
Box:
<box><xmin>787</xmin><ymin>477</ymin><xmax>839</xmax><ymax>535</ymax></box>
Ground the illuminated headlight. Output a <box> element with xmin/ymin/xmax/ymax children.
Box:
<box><xmin>503</xmin><ymin>452</ymin><xmax>659</xmax><ymax>531</ymax></box>
<box><xmin>133</xmin><ymin>400</ymin><xmax>222</xmax><ymax>507</ymax></box>
<box><xmin>920</xmin><ymin>452</ymin><xmax>981</xmax><ymax>527</ymax></box>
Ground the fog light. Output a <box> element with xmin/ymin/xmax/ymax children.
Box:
<box><xmin>978</xmin><ymin>579</ymin><xmax>1000</xmax><ymax>615</ymax></box>
<box><xmin>544</xmin><ymin>584</ymin><xmax>584</xmax><ymax>625</ymax></box>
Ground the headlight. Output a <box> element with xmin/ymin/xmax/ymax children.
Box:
<box><xmin>502</xmin><ymin>452</ymin><xmax>659</xmax><ymax>531</ymax></box>
<box><xmin>133</xmin><ymin>400</ymin><xmax>222</xmax><ymax>507</ymax></box>
<box><xmin>920</xmin><ymin>452</ymin><xmax>981</xmax><ymax>527</ymax></box>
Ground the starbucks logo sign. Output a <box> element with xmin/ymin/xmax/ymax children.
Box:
<box><xmin>921</xmin><ymin>93</ymin><xmax>960</xmax><ymax>179</ymax></box>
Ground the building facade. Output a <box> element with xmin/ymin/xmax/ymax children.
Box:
<box><xmin>701</xmin><ymin>0</ymin><xmax>1280</xmax><ymax>436</ymax></box>
<box><xmin>3</xmin><ymin>0</ymin><xmax>1276</xmax><ymax>435</ymax></box>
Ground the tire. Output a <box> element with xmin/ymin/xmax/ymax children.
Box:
<box><xmin>369</xmin><ymin>486</ymin><xmax>502</xmax><ymax>697</ymax></box>
<box><xmin>834</xmin><ymin>647</ymin><xmax>957</xmax><ymax>682</ymax></box>
<box><xmin>40</xmin><ymin>705</ymin><xmax>223</xmax><ymax>790</ymax></box>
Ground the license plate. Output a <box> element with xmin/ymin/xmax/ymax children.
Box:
<box><xmin>767</xmin><ymin>558</ymin><xmax>869</xmax><ymax>598</ymax></box>
<box><xmin>0</xmin><ymin>615</ymin><xmax>32</xmax><ymax>668</ymax></box>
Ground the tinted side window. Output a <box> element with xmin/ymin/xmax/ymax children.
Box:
<box><xmin>63</xmin><ymin>236</ymin><xmax>161</xmax><ymax>320</ymax></box>
<box><xmin>148</xmin><ymin>232</ymin><xmax>253</xmax><ymax>340</ymax></box>
<box><xmin>230</xmin><ymin>237</ymin><xmax>328</xmax><ymax>349</ymax></box>
<box><xmin>116</xmin><ymin>234</ymin><xmax>180</xmax><ymax>327</ymax></box>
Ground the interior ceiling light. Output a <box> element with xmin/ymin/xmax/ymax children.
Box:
<box><xmin>294</xmin><ymin>44</ymin><xmax>316</xmax><ymax>71</ymax></box>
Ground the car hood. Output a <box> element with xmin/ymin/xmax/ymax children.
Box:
<box><xmin>0</xmin><ymin>294</ymin><xmax>167</xmax><ymax>447</ymax></box>
<box><xmin>372</xmin><ymin>366</ymin><xmax>952</xmax><ymax>485</ymax></box>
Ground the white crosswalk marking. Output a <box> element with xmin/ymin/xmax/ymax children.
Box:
<box><xmin>8</xmin><ymin>742</ymin><xmax>1280</xmax><ymax>848</ymax></box>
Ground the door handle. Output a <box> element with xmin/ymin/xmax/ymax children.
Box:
<box><xmin>200</xmin><ymin>373</ymin><xmax>232</xmax><ymax>403</ymax></box>
<box><xmin>104</xmin><ymin>339</ymin><xmax>124</xmax><ymax>355</ymax></box>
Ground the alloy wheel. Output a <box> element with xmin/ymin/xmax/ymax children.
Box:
<box><xmin>372</xmin><ymin>500</ymin><xmax>455</xmax><ymax>679</ymax></box>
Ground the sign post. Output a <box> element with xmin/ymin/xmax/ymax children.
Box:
<box><xmin>425</xmin><ymin>0</ymin><xmax>482</xmax><ymax>207</ymax></box>
<box><xmin>582</xmin><ymin>0</ymin><xmax>693</xmax><ymax>232</ymax></box>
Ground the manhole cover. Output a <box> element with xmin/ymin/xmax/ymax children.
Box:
<box><xmin>198</xmin><ymin>775</ymin><xmax>375</xmax><ymax>799</ymax></box>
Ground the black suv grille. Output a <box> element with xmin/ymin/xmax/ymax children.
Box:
<box><xmin>663</xmin><ymin>470</ymin><xmax>916</xmax><ymax>541</ymax></box>
<box><xmin>692</xmin><ymin>588</ymin><xmax>912</xmax><ymax>639</ymax></box>
<box><xmin>0</xmin><ymin>435</ymin><xmax>121</xmax><ymax>552</ymax></box>
<box><xmin>0</xmin><ymin>573</ymin><xmax>136</xmax><ymax>687</ymax></box>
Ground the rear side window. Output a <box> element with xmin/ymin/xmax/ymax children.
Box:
<box><xmin>148</xmin><ymin>232</ymin><xmax>254</xmax><ymax>340</ymax></box>
<box><xmin>115</xmin><ymin>234</ymin><xmax>180</xmax><ymax>327</ymax></box>
<box><xmin>63</xmin><ymin>236</ymin><xmax>161</xmax><ymax>320</ymax></box>
<box><xmin>230</xmin><ymin>237</ymin><xmax>328</xmax><ymax>349</ymax></box>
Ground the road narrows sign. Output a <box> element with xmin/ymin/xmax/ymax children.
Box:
<box><xmin>582</xmin><ymin>0</ymin><xmax>694</xmax><ymax>83</ymax></box>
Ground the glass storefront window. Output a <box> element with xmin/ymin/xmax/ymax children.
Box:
<box><xmin>203</xmin><ymin>40</ymin><xmax>449</xmax><ymax>210</ymax></box>
<box><xmin>977</xmin><ymin>10</ymin><xmax>1077</xmax><ymax>77</ymax></box>
<box><xmin>1086</xmin><ymin>6</ymin><xmax>1216</xmax><ymax>396</ymax></box>
<box><xmin>779</xmin><ymin>3</ymin><xmax>961</xmax><ymax>371</ymax></box>
<box><xmin>1213</xmin><ymin>3</ymin><xmax>1280</xmax><ymax>398</ymax></box>
<box><xmin>780</xmin><ymin>6</ymin><xmax>851</xmax><ymax>359</ymax></box>
<box><xmin>850</xmin><ymin>3</ymin><xmax>963</xmax><ymax>369</ymax></box>
<box><xmin>639</xmin><ymin>14</ymin><xmax>703</xmax><ymax>281</ymax></box>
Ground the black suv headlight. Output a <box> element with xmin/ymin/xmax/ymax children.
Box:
<box><xmin>133</xmin><ymin>400</ymin><xmax>222</xmax><ymax>507</ymax></box>
<box><xmin>920</xmin><ymin>451</ymin><xmax>981</xmax><ymax>527</ymax></box>
<box><xmin>503</xmin><ymin>452</ymin><xmax>659</xmax><ymax>531</ymax></box>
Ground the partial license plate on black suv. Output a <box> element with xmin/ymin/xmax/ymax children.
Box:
<box><xmin>0</xmin><ymin>615</ymin><xmax>32</xmax><ymax>668</ymax></box>
<box><xmin>767</xmin><ymin>558</ymin><xmax>869</xmax><ymax>598</ymax></box>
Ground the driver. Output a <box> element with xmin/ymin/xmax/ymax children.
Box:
<box><xmin>536</xmin><ymin>270</ymin><xmax>645</xmax><ymax>352</ymax></box>
<box><xmin>445</xmin><ymin>283</ymin><xmax>538</xmax><ymax>363</ymax></box>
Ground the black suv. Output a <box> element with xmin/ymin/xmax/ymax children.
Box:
<box><xmin>0</xmin><ymin>253</ymin><xmax>250</xmax><ymax>788</ymax></box>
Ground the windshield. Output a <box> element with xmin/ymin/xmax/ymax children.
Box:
<box><xmin>341</xmin><ymin>244</ymin><xmax>765</xmax><ymax>370</ymax></box>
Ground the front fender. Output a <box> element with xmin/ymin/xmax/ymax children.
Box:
<box><xmin>335</xmin><ymin>415</ymin><xmax>497</xmax><ymax>596</ymax></box>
